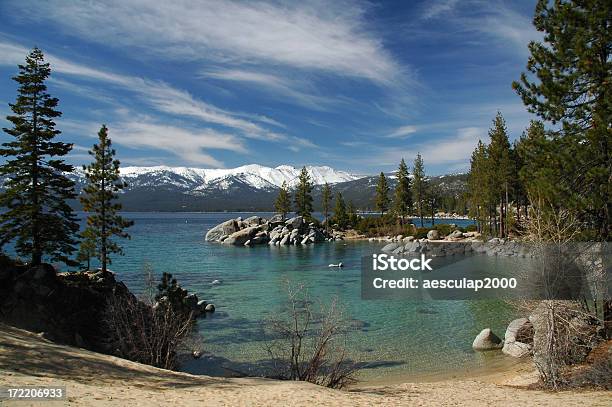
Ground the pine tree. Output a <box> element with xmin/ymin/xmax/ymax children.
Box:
<box><xmin>468</xmin><ymin>140</ymin><xmax>495</xmax><ymax>234</ymax></box>
<box><xmin>513</xmin><ymin>0</ymin><xmax>611</xmax><ymax>336</ymax></box>
<box><xmin>80</xmin><ymin>125</ymin><xmax>133</xmax><ymax>274</ymax></box>
<box><xmin>294</xmin><ymin>166</ymin><xmax>313</xmax><ymax>219</ymax></box>
<box><xmin>333</xmin><ymin>192</ymin><xmax>348</xmax><ymax>229</ymax></box>
<box><xmin>321</xmin><ymin>182</ymin><xmax>332</xmax><ymax>229</ymax></box>
<box><xmin>487</xmin><ymin>112</ymin><xmax>513</xmax><ymax>238</ymax></box>
<box><xmin>393</xmin><ymin>158</ymin><xmax>412</xmax><ymax>225</ymax></box>
<box><xmin>412</xmin><ymin>153</ymin><xmax>426</xmax><ymax>227</ymax></box>
<box><xmin>347</xmin><ymin>200</ymin><xmax>358</xmax><ymax>228</ymax></box>
<box><xmin>513</xmin><ymin>0</ymin><xmax>611</xmax><ymax>240</ymax></box>
<box><xmin>275</xmin><ymin>181</ymin><xmax>291</xmax><ymax>220</ymax></box>
<box><xmin>375</xmin><ymin>172</ymin><xmax>390</xmax><ymax>216</ymax></box>
<box><xmin>0</xmin><ymin>47</ymin><xmax>79</xmax><ymax>265</ymax></box>
<box><xmin>76</xmin><ymin>228</ymin><xmax>97</xmax><ymax>271</ymax></box>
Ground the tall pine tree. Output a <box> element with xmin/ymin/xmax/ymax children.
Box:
<box><xmin>487</xmin><ymin>112</ymin><xmax>513</xmax><ymax>238</ymax></box>
<box><xmin>513</xmin><ymin>0</ymin><xmax>611</xmax><ymax>335</ymax></box>
<box><xmin>375</xmin><ymin>172</ymin><xmax>390</xmax><ymax>216</ymax></box>
<box><xmin>0</xmin><ymin>48</ymin><xmax>79</xmax><ymax>265</ymax></box>
<box><xmin>393</xmin><ymin>158</ymin><xmax>412</xmax><ymax>225</ymax></box>
<box><xmin>513</xmin><ymin>0</ymin><xmax>611</xmax><ymax>240</ymax></box>
<box><xmin>294</xmin><ymin>166</ymin><xmax>313</xmax><ymax>219</ymax></box>
<box><xmin>80</xmin><ymin>125</ymin><xmax>133</xmax><ymax>274</ymax></box>
<box><xmin>275</xmin><ymin>181</ymin><xmax>291</xmax><ymax>220</ymax></box>
<box><xmin>333</xmin><ymin>192</ymin><xmax>348</xmax><ymax>229</ymax></box>
<box><xmin>412</xmin><ymin>153</ymin><xmax>426</xmax><ymax>227</ymax></box>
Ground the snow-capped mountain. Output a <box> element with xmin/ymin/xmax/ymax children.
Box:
<box><xmin>1</xmin><ymin>164</ymin><xmax>466</xmax><ymax>212</ymax></box>
<box><xmin>110</xmin><ymin>164</ymin><xmax>362</xmax><ymax>192</ymax></box>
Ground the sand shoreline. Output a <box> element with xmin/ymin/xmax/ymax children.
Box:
<box><xmin>1</xmin><ymin>324</ymin><xmax>610</xmax><ymax>406</ymax></box>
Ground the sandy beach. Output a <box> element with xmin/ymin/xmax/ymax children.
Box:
<box><xmin>1</xmin><ymin>324</ymin><xmax>609</xmax><ymax>406</ymax></box>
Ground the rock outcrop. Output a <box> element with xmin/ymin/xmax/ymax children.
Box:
<box><xmin>206</xmin><ymin>215</ymin><xmax>341</xmax><ymax>246</ymax></box>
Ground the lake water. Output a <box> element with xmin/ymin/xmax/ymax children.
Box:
<box><xmin>34</xmin><ymin>212</ymin><xmax>527</xmax><ymax>382</ymax></box>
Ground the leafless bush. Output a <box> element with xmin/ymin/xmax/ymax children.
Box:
<box><xmin>103</xmin><ymin>263</ymin><xmax>197</xmax><ymax>370</ymax></box>
<box><xmin>515</xmin><ymin>204</ymin><xmax>606</xmax><ymax>389</ymax></box>
<box><xmin>263</xmin><ymin>282</ymin><xmax>358</xmax><ymax>389</ymax></box>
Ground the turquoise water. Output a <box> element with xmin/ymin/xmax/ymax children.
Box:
<box><xmin>36</xmin><ymin>212</ymin><xmax>523</xmax><ymax>382</ymax></box>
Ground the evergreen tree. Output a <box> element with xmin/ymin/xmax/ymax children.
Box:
<box><xmin>321</xmin><ymin>182</ymin><xmax>332</xmax><ymax>229</ymax></box>
<box><xmin>80</xmin><ymin>125</ymin><xmax>133</xmax><ymax>274</ymax></box>
<box><xmin>294</xmin><ymin>166</ymin><xmax>313</xmax><ymax>219</ymax></box>
<box><xmin>426</xmin><ymin>183</ymin><xmax>440</xmax><ymax>226</ymax></box>
<box><xmin>513</xmin><ymin>0</ymin><xmax>611</xmax><ymax>240</ymax></box>
<box><xmin>333</xmin><ymin>192</ymin><xmax>348</xmax><ymax>229</ymax></box>
<box><xmin>468</xmin><ymin>140</ymin><xmax>495</xmax><ymax>234</ymax></box>
<box><xmin>487</xmin><ymin>112</ymin><xmax>513</xmax><ymax>238</ymax></box>
<box><xmin>275</xmin><ymin>181</ymin><xmax>291</xmax><ymax>220</ymax></box>
<box><xmin>393</xmin><ymin>158</ymin><xmax>412</xmax><ymax>225</ymax></box>
<box><xmin>76</xmin><ymin>228</ymin><xmax>97</xmax><ymax>271</ymax></box>
<box><xmin>375</xmin><ymin>172</ymin><xmax>390</xmax><ymax>216</ymax></box>
<box><xmin>0</xmin><ymin>47</ymin><xmax>79</xmax><ymax>265</ymax></box>
<box><xmin>347</xmin><ymin>200</ymin><xmax>358</xmax><ymax>228</ymax></box>
<box><xmin>513</xmin><ymin>0</ymin><xmax>611</xmax><ymax>335</ymax></box>
<box><xmin>412</xmin><ymin>153</ymin><xmax>426</xmax><ymax>227</ymax></box>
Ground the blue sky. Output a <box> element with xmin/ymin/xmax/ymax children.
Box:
<box><xmin>0</xmin><ymin>0</ymin><xmax>540</xmax><ymax>175</ymax></box>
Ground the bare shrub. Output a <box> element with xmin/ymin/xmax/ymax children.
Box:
<box><xmin>515</xmin><ymin>203</ymin><xmax>606</xmax><ymax>389</ymax></box>
<box><xmin>263</xmin><ymin>281</ymin><xmax>358</xmax><ymax>389</ymax></box>
<box><xmin>103</xmin><ymin>263</ymin><xmax>197</xmax><ymax>370</ymax></box>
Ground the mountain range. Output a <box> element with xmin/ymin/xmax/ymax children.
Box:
<box><xmin>3</xmin><ymin>164</ymin><xmax>467</xmax><ymax>212</ymax></box>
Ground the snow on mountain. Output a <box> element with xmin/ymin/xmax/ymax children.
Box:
<box><xmin>115</xmin><ymin>164</ymin><xmax>361</xmax><ymax>191</ymax></box>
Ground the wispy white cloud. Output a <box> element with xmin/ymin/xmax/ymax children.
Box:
<box><xmin>419</xmin><ymin>0</ymin><xmax>539</xmax><ymax>56</ymax></box>
<box><xmin>350</xmin><ymin>126</ymin><xmax>485</xmax><ymax>169</ymax></box>
<box><xmin>202</xmin><ymin>69</ymin><xmax>333</xmax><ymax>109</ymax></box>
<box><xmin>10</xmin><ymin>0</ymin><xmax>403</xmax><ymax>85</ymax></box>
<box><xmin>112</xmin><ymin>121</ymin><xmax>245</xmax><ymax>167</ymax></box>
<box><xmin>386</xmin><ymin>125</ymin><xmax>418</xmax><ymax>138</ymax></box>
<box><xmin>421</xmin><ymin>0</ymin><xmax>459</xmax><ymax>20</ymax></box>
<box><xmin>0</xmin><ymin>40</ymin><xmax>287</xmax><ymax>141</ymax></box>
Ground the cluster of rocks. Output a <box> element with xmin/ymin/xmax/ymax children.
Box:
<box><xmin>473</xmin><ymin>306</ymin><xmax>604</xmax><ymax>362</ymax></box>
<box><xmin>472</xmin><ymin>317</ymin><xmax>534</xmax><ymax>357</ymax></box>
<box><xmin>179</xmin><ymin>292</ymin><xmax>215</xmax><ymax>316</ymax></box>
<box><xmin>381</xmin><ymin>237</ymin><xmax>533</xmax><ymax>258</ymax></box>
<box><xmin>370</xmin><ymin>229</ymin><xmax>480</xmax><ymax>243</ymax></box>
<box><xmin>206</xmin><ymin>215</ymin><xmax>342</xmax><ymax>246</ymax></box>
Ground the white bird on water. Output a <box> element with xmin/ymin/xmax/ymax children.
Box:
<box><xmin>328</xmin><ymin>262</ymin><xmax>344</xmax><ymax>268</ymax></box>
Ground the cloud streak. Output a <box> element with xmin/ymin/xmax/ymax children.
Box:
<box><xmin>10</xmin><ymin>0</ymin><xmax>402</xmax><ymax>85</ymax></box>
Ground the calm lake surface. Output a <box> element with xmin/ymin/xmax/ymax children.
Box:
<box><xmin>67</xmin><ymin>212</ymin><xmax>526</xmax><ymax>382</ymax></box>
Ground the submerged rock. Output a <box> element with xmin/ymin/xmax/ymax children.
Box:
<box><xmin>472</xmin><ymin>328</ymin><xmax>503</xmax><ymax>351</ymax></box>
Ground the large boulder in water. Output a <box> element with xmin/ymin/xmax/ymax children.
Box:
<box><xmin>472</xmin><ymin>328</ymin><xmax>503</xmax><ymax>351</ymax></box>
<box><xmin>205</xmin><ymin>218</ymin><xmax>240</xmax><ymax>241</ymax></box>
<box><xmin>223</xmin><ymin>226</ymin><xmax>261</xmax><ymax>245</ymax></box>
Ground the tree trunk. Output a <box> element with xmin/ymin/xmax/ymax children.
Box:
<box><xmin>604</xmin><ymin>301</ymin><xmax>612</xmax><ymax>339</ymax></box>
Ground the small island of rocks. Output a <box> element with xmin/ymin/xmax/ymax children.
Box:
<box><xmin>205</xmin><ymin>215</ymin><xmax>344</xmax><ymax>246</ymax></box>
